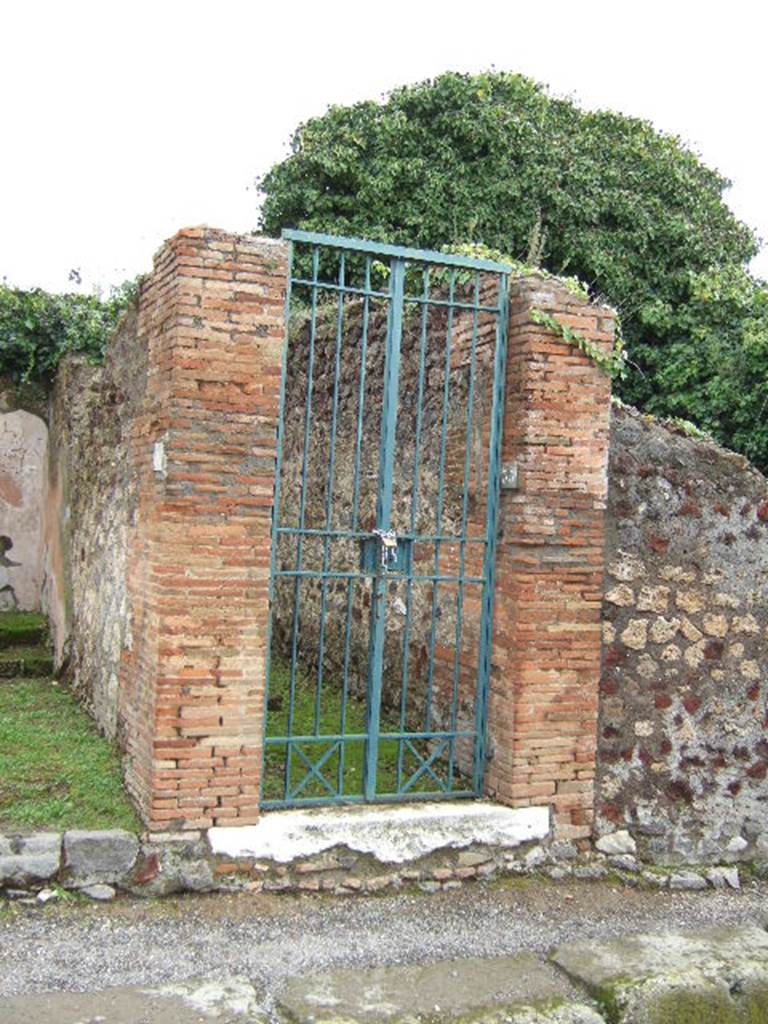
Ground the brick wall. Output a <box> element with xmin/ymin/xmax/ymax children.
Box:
<box><xmin>485</xmin><ymin>278</ymin><xmax>614</xmax><ymax>840</ymax></box>
<box><xmin>118</xmin><ymin>229</ymin><xmax>286</xmax><ymax>830</ymax></box>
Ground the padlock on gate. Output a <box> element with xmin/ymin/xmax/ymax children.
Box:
<box><xmin>373</xmin><ymin>528</ymin><xmax>399</xmax><ymax>572</ymax></box>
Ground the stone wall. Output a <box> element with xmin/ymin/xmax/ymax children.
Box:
<box><xmin>28</xmin><ymin>227</ymin><xmax>768</xmax><ymax>866</ymax></box>
<box><xmin>45</xmin><ymin>304</ymin><xmax>145</xmax><ymax>733</ymax></box>
<box><xmin>8</xmin><ymin>228</ymin><xmax>768</xmax><ymax>863</ymax></box>
<box><xmin>597</xmin><ymin>404</ymin><xmax>768</xmax><ymax>863</ymax></box>
<box><xmin>38</xmin><ymin>226</ymin><xmax>768</xmax><ymax>865</ymax></box>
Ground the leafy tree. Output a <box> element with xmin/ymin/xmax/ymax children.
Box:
<box><xmin>259</xmin><ymin>71</ymin><xmax>767</xmax><ymax>471</ymax></box>
<box><xmin>0</xmin><ymin>280</ymin><xmax>136</xmax><ymax>387</ymax></box>
<box><xmin>642</xmin><ymin>267</ymin><xmax>768</xmax><ymax>471</ymax></box>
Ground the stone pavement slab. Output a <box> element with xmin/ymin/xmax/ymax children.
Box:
<box><xmin>552</xmin><ymin>925</ymin><xmax>768</xmax><ymax>1023</ymax></box>
<box><xmin>0</xmin><ymin>976</ymin><xmax>268</xmax><ymax>1024</ymax></box>
<box><xmin>478</xmin><ymin>1009</ymin><xmax>604</xmax><ymax>1024</ymax></box>
<box><xmin>277</xmin><ymin>953</ymin><xmax>583</xmax><ymax>1023</ymax></box>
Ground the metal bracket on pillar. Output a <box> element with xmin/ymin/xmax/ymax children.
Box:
<box><xmin>500</xmin><ymin>461</ymin><xmax>518</xmax><ymax>491</ymax></box>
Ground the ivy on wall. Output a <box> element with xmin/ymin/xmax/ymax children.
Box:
<box><xmin>442</xmin><ymin>242</ymin><xmax>626</xmax><ymax>379</ymax></box>
<box><xmin>529</xmin><ymin>309</ymin><xmax>626</xmax><ymax>379</ymax></box>
<box><xmin>0</xmin><ymin>281</ymin><xmax>137</xmax><ymax>387</ymax></box>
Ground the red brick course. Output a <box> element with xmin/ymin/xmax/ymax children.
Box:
<box><xmin>119</xmin><ymin>228</ymin><xmax>286</xmax><ymax>830</ymax></box>
<box><xmin>484</xmin><ymin>277</ymin><xmax>614</xmax><ymax>840</ymax></box>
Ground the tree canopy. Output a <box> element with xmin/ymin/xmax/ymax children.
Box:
<box><xmin>259</xmin><ymin>71</ymin><xmax>767</xmax><ymax>473</ymax></box>
<box><xmin>641</xmin><ymin>266</ymin><xmax>768</xmax><ymax>471</ymax></box>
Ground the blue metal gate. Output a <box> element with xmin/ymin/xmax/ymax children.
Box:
<box><xmin>261</xmin><ymin>230</ymin><xmax>509</xmax><ymax>808</ymax></box>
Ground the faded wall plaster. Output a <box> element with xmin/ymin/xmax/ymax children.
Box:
<box><xmin>0</xmin><ymin>409</ymin><xmax>48</xmax><ymax>610</ymax></box>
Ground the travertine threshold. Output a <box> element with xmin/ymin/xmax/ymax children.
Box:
<box><xmin>208</xmin><ymin>802</ymin><xmax>552</xmax><ymax>864</ymax></box>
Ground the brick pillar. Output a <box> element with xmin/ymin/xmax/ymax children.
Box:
<box><xmin>119</xmin><ymin>228</ymin><xmax>287</xmax><ymax>831</ymax></box>
<box><xmin>485</xmin><ymin>277</ymin><xmax>614</xmax><ymax>841</ymax></box>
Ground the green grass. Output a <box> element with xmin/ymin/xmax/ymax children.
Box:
<box><xmin>0</xmin><ymin>645</ymin><xmax>55</xmax><ymax>677</ymax></box>
<box><xmin>0</xmin><ymin>678</ymin><xmax>140</xmax><ymax>833</ymax></box>
<box><xmin>263</xmin><ymin>657</ymin><xmax>457</xmax><ymax>802</ymax></box>
<box><xmin>0</xmin><ymin>611</ymin><xmax>48</xmax><ymax>649</ymax></box>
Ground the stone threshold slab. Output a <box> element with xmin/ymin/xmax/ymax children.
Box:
<box><xmin>209</xmin><ymin>801</ymin><xmax>551</xmax><ymax>864</ymax></box>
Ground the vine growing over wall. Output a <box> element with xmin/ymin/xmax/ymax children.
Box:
<box><xmin>442</xmin><ymin>243</ymin><xmax>625</xmax><ymax>379</ymax></box>
<box><xmin>529</xmin><ymin>308</ymin><xmax>626</xmax><ymax>379</ymax></box>
<box><xmin>0</xmin><ymin>280</ymin><xmax>137</xmax><ymax>387</ymax></box>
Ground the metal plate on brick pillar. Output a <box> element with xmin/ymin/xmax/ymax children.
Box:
<box><xmin>261</xmin><ymin>230</ymin><xmax>509</xmax><ymax>808</ymax></box>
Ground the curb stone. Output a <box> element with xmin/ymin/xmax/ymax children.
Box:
<box><xmin>80</xmin><ymin>883</ymin><xmax>116</xmax><ymax>901</ymax></box>
<box><xmin>552</xmin><ymin>925</ymin><xmax>768</xmax><ymax>1023</ymax></box>
<box><xmin>669</xmin><ymin>871</ymin><xmax>709</xmax><ymax>891</ymax></box>
<box><xmin>63</xmin><ymin>830</ymin><xmax>139</xmax><ymax>885</ymax></box>
<box><xmin>0</xmin><ymin>833</ymin><xmax>61</xmax><ymax>887</ymax></box>
<box><xmin>0</xmin><ymin>827</ymin><xmax>749</xmax><ymax>901</ymax></box>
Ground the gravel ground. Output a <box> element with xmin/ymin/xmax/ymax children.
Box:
<box><xmin>1</xmin><ymin>878</ymin><xmax>766</xmax><ymax>1000</ymax></box>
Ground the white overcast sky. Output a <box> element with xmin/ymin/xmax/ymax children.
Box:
<box><xmin>2</xmin><ymin>0</ymin><xmax>767</xmax><ymax>293</ymax></box>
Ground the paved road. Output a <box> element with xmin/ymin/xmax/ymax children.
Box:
<box><xmin>1</xmin><ymin>878</ymin><xmax>766</xmax><ymax>1022</ymax></box>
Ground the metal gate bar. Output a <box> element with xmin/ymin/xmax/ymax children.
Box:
<box><xmin>338</xmin><ymin>254</ymin><xmax>372</xmax><ymax>793</ymax></box>
<box><xmin>363</xmin><ymin>255</ymin><xmax>405</xmax><ymax>799</ymax></box>
<box><xmin>449</xmin><ymin>272</ymin><xmax>481</xmax><ymax>789</ymax></box>
<box><xmin>313</xmin><ymin>253</ymin><xmax>345</xmax><ymax>735</ymax></box>
<box><xmin>473</xmin><ymin>273</ymin><xmax>509</xmax><ymax>792</ymax></box>
<box><xmin>261</xmin><ymin>230</ymin><xmax>509</xmax><ymax>809</ymax></box>
<box><xmin>396</xmin><ymin>266</ymin><xmax>430</xmax><ymax>791</ymax></box>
